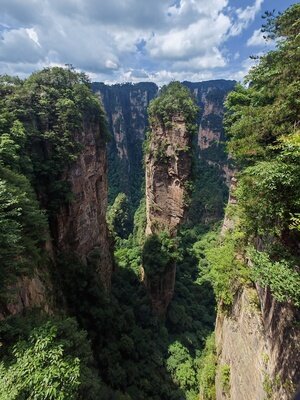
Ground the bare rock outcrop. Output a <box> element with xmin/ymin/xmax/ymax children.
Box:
<box><xmin>144</xmin><ymin>113</ymin><xmax>192</xmax><ymax>315</ymax></box>
<box><xmin>55</xmin><ymin>121</ymin><xmax>113</xmax><ymax>291</ymax></box>
<box><xmin>145</xmin><ymin>115</ymin><xmax>191</xmax><ymax>236</ymax></box>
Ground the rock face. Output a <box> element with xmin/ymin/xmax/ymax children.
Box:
<box><xmin>215</xmin><ymin>287</ymin><xmax>269</xmax><ymax>400</ymax></box>
<box><xmin>183</xmin><ymin>80</ymin><xmax>236</xmax><ymax>185</ymax></box>
<box><xmin>0</xmin><ymin>120</ymin><xmax>113</xmax><ymax>319</ymax></box>
<box><xmin>0</xmin><ymin>271</ymin><xmax>53</xmax><ymax>320</ymax></box>
<box><xmin>92</xmin><ymin>82</ymin><xmax>157</xmax><ymax>207</ymax></box>
<box><xmin>215</xmin><ymin>178</ymin><xmax>300</xmax><ymax>400</ymax></box>
<box><xmin>216</xmin><ymin>287</ymin><xmax>300</xmax><ymax>400</ymax></box>
<box><xmin>92</xmin><ymin>80</ymin><xmax>236</xmax><ymax>206</ymax></box>
<box><xmin>144</xmin><ymin>114</ymin><xmax>192</xmax><ymax>315</ymax></box>
<box><xmin>55</xmin><ymin>120</ymin><xmax>113</xmax><ymax>291</ymax></box>
<box><xmin>145</xmin><ymin>115</ymin><xmax>192</xmax><ymax>235</ymax></box>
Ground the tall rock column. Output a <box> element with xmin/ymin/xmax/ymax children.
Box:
<box><xmin>55</xmin><ymin>120</ymin><xmax>113</xmax><ymax>291</ymax></box>
<box><xmin>143</xmin><ymin>82</ymin><xmax>197</xmax><ymax>315</ymax></box>
<box><xmin>145</xmin><ymin>114</ymin><xmax>192</xmax><ymax>236</ymax></box>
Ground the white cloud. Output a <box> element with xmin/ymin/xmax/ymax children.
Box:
<box><xmin>230</xmin><ymin>0</ymin><xmax>263</xmax><ymax>36</ymax></box>
<box><xmin>25</xmin><ymin>28</ymin><xmax>41</xmax><ymax>47</ymax></box>
<box><xmin>0</xmin><ymin>0</ymin><xmax>267</xmax><ymax>83</ymax></box>
<box><xmin>0</xmin><ymin>27</ymin><xmax>43</xmax><ymax>63</ymax></box>
<box><xmin>167</xmin><ymin>0</ymin><xmax>229</xmax><ymax>24</ymax></box>
<box><xmin>236</xmin><ymin>0</ymin><xmax>263</xmax><ymax>22</ymax></box>
<box><xmin>147</xmin><ymin>13</ymin><xmax>231</xmax><ymax>62</ymax></box>
<box><xmin>247</xmin><ymin>28</ymin><xmax>270</xmax><ymax>47</ymax></box>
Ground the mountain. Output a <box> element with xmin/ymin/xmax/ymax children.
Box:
<box><xmin>92</xmin><ymin>79</ymin><xmax>236</xmax><ymax>210</ymax></box>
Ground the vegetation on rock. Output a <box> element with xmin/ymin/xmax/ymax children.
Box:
<box><xmin>147</xmin><ymin>81</ymin><xmax>198</xmax><ymax>135</ymax></box>
<box><xmin>202</xmin><ymin>4</ymin><xmax>300</xmax><ymax>311</ymax></box>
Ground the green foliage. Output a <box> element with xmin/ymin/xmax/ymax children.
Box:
<box><xmin>133</xmin><ymin>198</ymin><xmax>147</xmax><ymax>246</ymax></box>
<box><xmin>198</xmin><ymin>333</ymin><xmax>217</xmax><ymax>400</ymax></box>
<box><xmin>0</xmin><ymin>67</ymin><xmax>109</xmax><ymax>213</ymax></box>
<box><xmin>148</xmin><ymin>82</ymin><xmax>198</xmax><ymax>135</ymax></box>
<box><xmin>75</xmin><ymin>195</ymin><xmax>215</xmax><ymax>399</ymax></box>
<box><xmin>220</xmin><ymin>364</ymin><xmax>230</xmax><ymax>395</ymax></box>
<box><xmin>250</xmin><ymin>249</ymin><xmax>300</xmax><ymax>306</ymax></box>
<box><xmin>0</xmin><ymin>166</ymin><xmax>48</xmax><ymax>290</ymax></box>
<box><xmin>167</xmin><ymin>341</ymin><xmax>198</xmax><ymax>398</ymax></box>
<box><xmin>0</xmin><ymin>323</ymin><xmax>80</xmax><ymax>399</ymax></box>
<box><xmin>187</xmin><ymin>160</ymin><xmax>228</xmax><ymax>226</ymax></box>
<box><xmin>224</xmin><ymin>4</ymin><xmax>300</xmax><ymax>308</ymax></box>
<box><xmin>0</xmin><ymin>314</ymin><xmax>103</xmax><ymax>400</ymax></box>
<box><xmin>55</xmin><ymin>252</ymin><xmax>189</xmax><ymax>400</ymax></box>
<box><xmin>234</xmin><ymin>134</ymin><xmax>300</xmax><ymax>241</ymax></box>
<box><xmin>225</xmin><ymin>4</ymin><xmax>300</xmax><ymax>165</ymax></box>
<box><xmin>142</xmin><ymin>232</ymin><xmax>180</xmax><ymax>277</ymax></box>
<box><xmin>107</xmin><ymin>193</ymin><xmax>133</xmax><ymax>240</ymax></box>
<box><xmin>197</xmin><ymin>230</ymin><xmax>249</xmax><ymax>308</ymax></box>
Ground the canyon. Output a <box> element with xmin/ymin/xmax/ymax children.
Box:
<box><xmin>0</xmin><ymin>68</ymin><xmax>299</xmax><ymax>400</ymax></box>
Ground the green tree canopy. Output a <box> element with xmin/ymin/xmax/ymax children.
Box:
<box><xmin>148</xmin><ymin>81</ymin><xmax>198</xmax><ymax>132</ymax></box>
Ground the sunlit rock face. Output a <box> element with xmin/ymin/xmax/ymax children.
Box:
<box><xmin>144</xmin><ymin>112</ymin><xmax>192</xmax><ymax>316</ymax></box>
<box><xmin>215</xmin><ymin>177</ymin><xmax>300</xmax><ymax>400</ymax></box>
<box><xmin>145</xmin><ymin>114</ymin><xmax>192</xmax><ymax>237</ymax></box>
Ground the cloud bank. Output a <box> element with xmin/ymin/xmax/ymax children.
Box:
<box><xmin>0</xmin><ymin>0</ymin><xmax>266</xmax><ymax>83</ymax></box>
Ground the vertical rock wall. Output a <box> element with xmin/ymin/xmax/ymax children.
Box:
<box><xmin>183</xmin><ymin>80</ymin><xmax>236</xmax><ymax>185</ymax></box>
<box><xmin>0</xmin><ymin>119</ymin><xmax>113</xmax><ymax>319</ymax></box>
<box><xmin>215</xmin><ymin>287</ymin><xmax>300</xmax><ymax>400</ymax></box>
<box><xmin>92</xmin><ymin>82</ymin><xmax>157</xmax><ymax>207</ymax></box>
<box><xmin>215</xmin><ymin>179</ymin><xmax>300</xmax><ymax>400</ymax></box>
<box><xmin>55</xmin><ymin>120</ymin><xmax>113</xmax><ymax>291</ymax></box>
<box><xmin>145</xmin><ymin>115</ymin><xmax>192</xmax><ymax>235</ymax></box>
<box><xmin>144</xmin><ymin>114</ymin><xmax>192</xmax><ymax>315</ymax></box>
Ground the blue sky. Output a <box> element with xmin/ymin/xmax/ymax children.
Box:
<box><xmin>0</xmin><ymin>0</ymin><xmax>298</xmax><ymax>84</ymax></box>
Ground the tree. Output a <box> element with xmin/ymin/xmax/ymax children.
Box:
<box><xmin>0</xmin><ymin>321</ymin><xmax>80</xmax><ymax>400</ymax></box>
<box><xmin>147</xmin><ymin>81</ymin><xmax>198</xmax><ymax>134</ymax></box>
<box><xmin>107</xmin><ymin>193</ymin><xmax>133</xmax><ymax>239</ymax></box>
<box><xmin>0</xmin><ymin>166</ymin><xmax>47</xmax><ymax>290</ymax></box>
<box><xmin>223</xmin><ymin>3</ymin><xmax>300</xmax><ymax>305</ymax></box>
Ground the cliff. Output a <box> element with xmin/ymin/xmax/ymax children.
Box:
<box><xmin>1</xmin><ymin>119</ymin><xmax>113</xmax><ymax>317</ymax></box>
<box><xmin>215</xmin><ymin>180</ymin><xmax>300</xmax><ymax>400</ymax></box>
<box><xmin>92</xmin><ymin>82</ymin><xmax>157</xmax><ymax>207</ymax></box>
<box><xmin>0</xmin><ymin>69</ymin><xmax>113</xmax><ymax>319</ymax></box>
<box><xmin>145</xmin><ymin>114</ymin><xmax>192</xmax><ymax>236</ymax></box>
<box><xmin>55</xmin><ymin>120</ymin><xmax>113</xmax><ymax>291</ymax></box>
<box><xmin>92</xmin><ymin>80</ymin><xmax>236</xmax><ymax>208</ymax></box>
<box><xmin>183</xmin><ymin>80</ymin><xmax>235</xmax><ymax>185</ymax></box>
<box><xmin>143</xmin><ymin>83</ymin><xmax>196</xmax><ymax>315</ymax></box>
<box><xmin>215</xmin><ymin>285</ymin><xmax>300</xmax><ymax>400</ymax></box>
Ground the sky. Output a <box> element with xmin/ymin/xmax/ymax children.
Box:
<box><xmin>0</xmin><ymin>0</ymin><xmax>298</xmax><ymax>85</ymax></box>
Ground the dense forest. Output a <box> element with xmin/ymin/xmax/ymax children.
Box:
<box><xmin>0</xmin><ymin>3</ymin><xmax>299</xmax><ymax>400</ymax></box>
